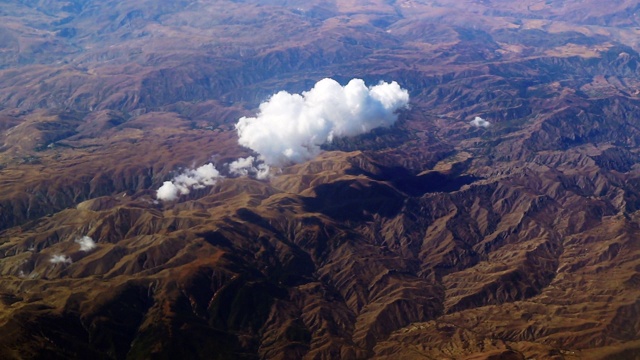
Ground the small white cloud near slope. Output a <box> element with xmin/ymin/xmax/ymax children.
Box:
<box><xmin>75</xmin><ymin>236</ymin><xmax>96</xmax><ymax>252</ymax></box>
<box><xmin>50</xmin><ymin>254</ymin><xmax>71</xmax><ymax>264</ymax></box>
<box><xmin>156</xmin><ymin>163</ymin><xmax>222</xmax><ymax>201</ymax></box>
<box><xmin>228</xmin><ymin>156</ymin><xmax>270</xmax><ymax>180</ymax></box>
<box><xmin>470</xmin><ymin>116</ymin><xmax>490</xmax><ymax>128</ymax></box>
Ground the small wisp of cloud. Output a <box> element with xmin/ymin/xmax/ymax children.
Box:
<box><xmin>75</xmin><ymin>236</ymin><xmax>96</xmax><ymax>252</ymax></box>
<box><xmin>470</xmin><ymin>116</ymin><xmax>491</xmax><ymax>128</ymax></box>
<box><xmin>157</xmin><ymin>163</ymin><xmax>223</xmax><ymax>201</ymax></box>
<box><xmin>228</xmin><ymin>156</ymin><xmax>270</xmax><ymax>180</ymax></box>
<box><xmin>50</xmin><ymin>254</ymin><xmax>72</xmax><ymax>265</ymax></box>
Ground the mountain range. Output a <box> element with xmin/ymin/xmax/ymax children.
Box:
<box><xmin>2</xmin><ymin>0</ymin><xmax>640</xmax><ymax>359</ymax></box>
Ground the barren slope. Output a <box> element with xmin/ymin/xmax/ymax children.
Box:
<box><xmin>1</xmin><ymin>1</ymin><xmax>640</xmax><ymax>359</ymax></box>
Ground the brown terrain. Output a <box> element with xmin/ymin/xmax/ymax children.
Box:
<box><xmin>2</xmin><ymin>0</ymin><xmax>640</xmax><ymax>359</ymax></box>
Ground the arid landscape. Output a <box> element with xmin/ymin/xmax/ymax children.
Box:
<box><xmin>2</xmin><ymin>0</ymin><xmax>640</xmax><ymax>359</ymax></box>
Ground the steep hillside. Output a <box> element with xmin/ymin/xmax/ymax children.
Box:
<box><xmin>2</xmin><ymin>0</ymin><xmax>640</xmax><ymax>359</ymax></box>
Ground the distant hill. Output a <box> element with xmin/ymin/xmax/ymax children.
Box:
<box><xmin>2</xmin><ymin>1</ymin><xmax>640</xmax><ymax>359</ymax></box>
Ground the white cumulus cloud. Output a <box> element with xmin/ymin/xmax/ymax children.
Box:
<box><xmin>470</xmin><ymin>116</ymin><xmax>490</xmax><ymax>128</ymax></box>
<box><xmin>50</xmin><ymin>254</ymin><xmax>72</xmax><ymax>264</ymax></box>
<box><xmin>156</xmin><ymin>163</ymin><xmax>222</xmax><ymax>201</ymax></box>
<box><xmin>228</xmin><ymin>156</ymin><xmax>271</xmax><ymax>180</ymax></box>
<box><xmin>75</xmin><ymin>236</ymin><xmax>96</xmax><ymax>252</ymax></box>
<box><xmin>235</xmin><ymin>78</ymin><xmax>409</xmax><ymax>166</ymax></box>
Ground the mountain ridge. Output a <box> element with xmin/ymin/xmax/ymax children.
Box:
<box><xmin>2</xmin><ymin>0</ymin><xmax>640</xmax><ymax>359</ymax></box>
